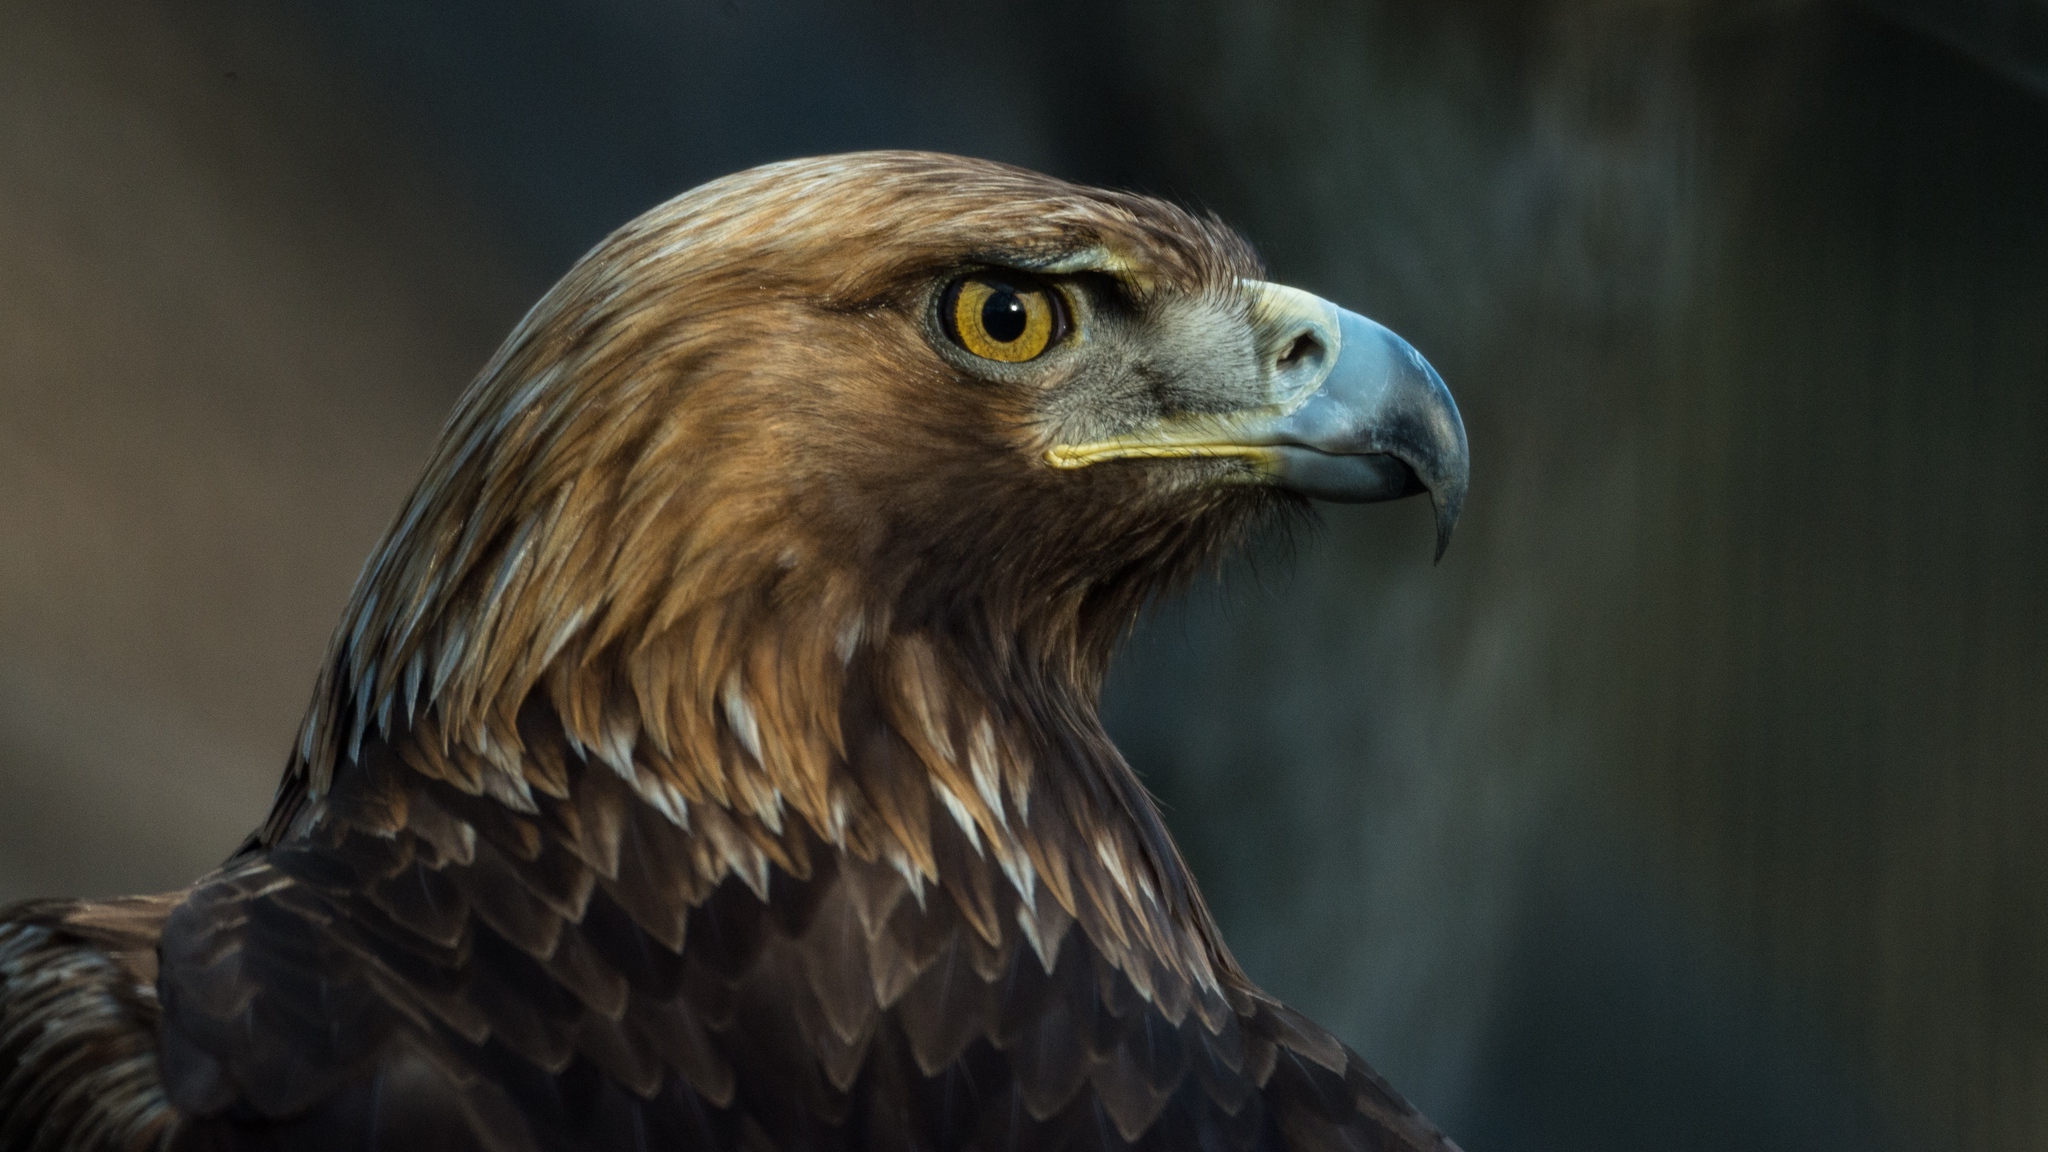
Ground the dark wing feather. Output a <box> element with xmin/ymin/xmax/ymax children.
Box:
<box><xmin>0</xmin><ymin>895</ymin><xmax>183</xmax><ymax>1152</ymax></box>
<box><xmin>155</xmin><ymin>712</ymin><xmax>1456</xmax><ymax>1152</ymax></box>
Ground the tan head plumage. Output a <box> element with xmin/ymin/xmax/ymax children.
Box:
<box><xmin>274</xmin><ymin>153</ymin><xmax>1293</xmax><ymax>1001</ymax></box>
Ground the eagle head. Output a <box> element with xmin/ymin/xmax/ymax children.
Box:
<box><xmin>282</xmin><ymin>153</ymin><xmax>1466</xmax><ymax>973</ymax></box>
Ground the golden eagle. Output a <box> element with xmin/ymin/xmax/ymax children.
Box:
<box><xmin>0</xmin><ymin>153</ymin><xmax>1469</xmax><ymax>1152</ymax></box>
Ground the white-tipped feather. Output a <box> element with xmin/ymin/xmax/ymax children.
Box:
<box><xmin>721</xmin><ymin>675</ymin><xmax>764</xmax><ymax>763</ymax></box>
<box><xmin>834</xmin><ymin>613</ymin><xmax>865</xmax><ymax>665</ymax></box>
<box><xmin>990</xmin><ymin>831</ymin><xmax>1037</xmax><ymax>907</ymax></box>
<box><xmin>480</xmin><ymin>765</ymin><xmax>538</xmax><ymax>814</ymax></box>
<box><xmin>402</xmin><ymin>649</ymin><xmax>426</xmax><ymax>726</ymax></box>
<box><xmin>346</xmin><ymin>658</ymin><xmax>377</xmax><ymax>764</ymax></box>
<box><xmin>967</xmin><ymin>717</ymin><xmax>1006</xmax><ymax>825</ymax></box>
<box><xmin>430</xmin><ymin>619</ymin><xmax>470</xmax><ymax>702</ymax></box>
<box><xmin>1096</xmin><ymin>835</ymin><xmax>1138</xmax><ymax>906</ymax></box>
<box><xmin>931</xmin><ymin>779</ymin><xmax>982</xmax><ymax>857</ymax></box>
<box><xmin>886</xmin><ymin>845</ymin><xmax>927</xmax><ymax>908</ymax></box>
<box><xmin>1017</xmin><ymin>905</ymin><xmax>1057</xmax><ymax>973</ymax></box>
<box><xmin>636</xmin><ymin>775</ymin><xmax>692</xmax><ymax>829</ymax></box>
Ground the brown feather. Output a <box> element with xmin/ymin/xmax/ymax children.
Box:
<box><xmin>3</xmin><ymin>152</ymin><xmax>1456</xmax><ymax>1152</ymax></box>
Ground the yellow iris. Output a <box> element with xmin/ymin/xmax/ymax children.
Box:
<box><xmin>948</xmin><ymin>277</ymin><xmax>1057</xmax><ymax>363</ymax></box>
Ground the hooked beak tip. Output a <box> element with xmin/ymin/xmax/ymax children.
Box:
<box><xmin>1432</xmin><ymin>488</ymin><xmax>1464</xmax><ymax>564</ymax></box>
<box><xmin>1270</xmin><ymin>305</ymin><xmax>1469</xmax><ymax>561</ymax></box>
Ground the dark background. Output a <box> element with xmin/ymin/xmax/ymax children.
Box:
<box><xmin>4</xmin><ymin>2</ymin><xmax>2046</xmax><ymax>1148</ymax></box>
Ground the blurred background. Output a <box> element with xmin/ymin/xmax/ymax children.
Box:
<box><xmin>3</xmin><ymin>1</ymin><xmax>2046</xmax><ymax>1148</ymax></box>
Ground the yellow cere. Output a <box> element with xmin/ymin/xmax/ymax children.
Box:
<box><xmin>951</xmin><ymin>277</ymin><xmax>1056</xmax><ymax>363</ymax></box>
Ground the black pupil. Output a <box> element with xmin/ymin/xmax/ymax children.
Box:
<box><xmin>981</xmin><ymin>287</ymin><xmax>1029</xmax><ymax>343</ymax></box>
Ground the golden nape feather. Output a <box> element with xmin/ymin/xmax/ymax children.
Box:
<box><xmin>0</xmin><ymin>152</ymin><xmax>1469</xmax><ymax>1152</ymax></box>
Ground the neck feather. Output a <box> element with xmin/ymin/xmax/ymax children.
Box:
<box><xmin>279</xmin><ymin>577</ymin><xmax>1238</xmax><ymax>1003</ymax></box>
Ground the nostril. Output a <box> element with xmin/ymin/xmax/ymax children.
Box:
<box><xmin>1277</xmin><ymin>333</ymin><xmax>1322</xmax><ymax>369</ymax></box>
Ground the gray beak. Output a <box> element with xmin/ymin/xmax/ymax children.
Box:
<box><xmin>1045</xmin><ymin>282</ymin><xmax>1471</xmax><ymax>560</ymax></box>
<box><xmin>1261</xmin><ymin>307</ymin><xmax>1469</xmax><ymax>560</ymax></box>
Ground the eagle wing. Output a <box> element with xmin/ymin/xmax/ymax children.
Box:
<box><xmin>148</xmin><ymin>717</ymin><xmax>1453</xmax><ymax>1152</ymax></box>
<box><xmin>0</xmin><ymin>894</ymin><xmax>182</xmax><ymax>1152</ymax></box>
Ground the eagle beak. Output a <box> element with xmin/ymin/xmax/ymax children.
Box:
<box><xmin>1046</xmin><ymin>283</ymin><xmax>1471</xmax><ymax>560</ymax></box>
<box><xmin>1252</xmin><ymin>289</ymin><xmax>1470</xmax><ymax>561</ymax></box>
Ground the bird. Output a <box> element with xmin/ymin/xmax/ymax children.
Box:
<box><xmin>0</xmin><ymin>152</ymin><xmax>1469</xmax><ymax>1152</ymax></box>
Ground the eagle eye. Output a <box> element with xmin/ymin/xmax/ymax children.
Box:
<box><xmin>943</xmin><ymin>275</ymin><xmax>1063</xmax><ymax>363</ymax></box>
